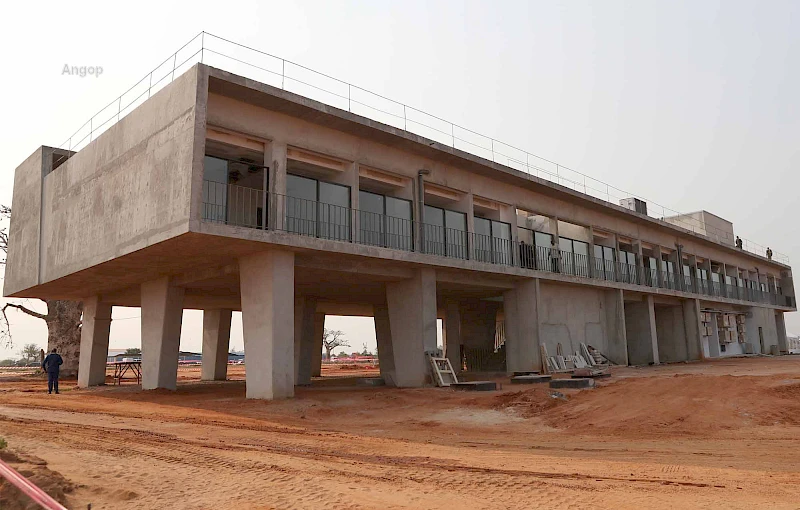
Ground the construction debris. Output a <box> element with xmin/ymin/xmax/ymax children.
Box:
<box><xmin>450</xmin><ymin>381</ymin><xmax>498</xmax><ymax>391</ymax></box>
<box><xmin>428</xmin><ymin>355</ymin><xmax>458</xmax><ymax>387</ymax></box>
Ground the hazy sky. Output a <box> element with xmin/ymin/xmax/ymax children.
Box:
<box><xmin>1</xmin><ymin>0</ymin><xmax>798</xmax><ymax>359</ymax></box>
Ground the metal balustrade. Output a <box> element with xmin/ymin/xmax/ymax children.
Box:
<box><xmin>201</xmin><ymin>180</ymin><xmax>788</xmax><ymax>307</ymax></box>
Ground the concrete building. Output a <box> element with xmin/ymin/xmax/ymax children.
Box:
<box><xmin>3</xmin><ymin>63</ymin><xmax>795</xmax><ymax>399</ymax></box>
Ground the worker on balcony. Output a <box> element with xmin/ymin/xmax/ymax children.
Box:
<box><xmin>767</xmin><ymin>247</ymin><xmax>773</xmax><ymax>260</ymax></box>
<box><xmin>42</xmin><ymin>348</ymin><xmax>63</xmax><ymax>394</ymax></box>
<box><xmin>735</xmin><ymin>236</ymin><xmax>743</xmax><ymax>249</ymax></box>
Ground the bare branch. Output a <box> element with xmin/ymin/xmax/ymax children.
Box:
<box><xmin>2</xmin><ymin>302</ymin><xmax>49</xmax><ymax>321</ymax></box>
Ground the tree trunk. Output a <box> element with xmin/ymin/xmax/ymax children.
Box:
<box><xmin>325</xmin><ymin>345</ymin><xmax>332</xmax><ymax>361</ymax></box>
<box><xmin>43</xmin><ymin>300</ymin><xmax>83</xmax><ymax>377</ymax></box>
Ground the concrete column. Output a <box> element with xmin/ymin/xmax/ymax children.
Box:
<box><xmin>587</xmin><ymin>226</ymin><xmax>596</xmax><ymax>278</ymax></box>
<box><xmin>503</xmin><ymin>278</ymin><xmax>541</xmax><ymax>373</ymax></box>
<box><xmin>374</xmin><ymin>303</ymin><xmax>397</xmax><ymax>386</ymax></box>
<box><xmin>201</xmin><ymin>309</ymin><xmax>232</xmax><ymax>381</ymax></box>
<box><xmin>311</xmin><ymin>312</ymin><xmax>325</xmax><ymax>377</ymax></box>
<box><xmin>708</xmin><ymin>313</ymin><xmax>721</xmax><ymax>357</ymax></box>
<box><xmin>77</xmin><ymin>296</ymin><xmax>112</xmax><ymax>387</ymax></box>
<box><xmin>652</xmin><ymin>246</ymin><xmax>664</xmax><ymax>287</ymax></box>
<box><xmin>444</xmin><ymin>300</ymin><xmax>462</xmax><ymax>373</ymax></box>
<box><xmin>776</xmin><ymin>311</ymin><xmax>788</xmax><ymax>353</ymax></box>
<box><xmin>141</xmin><ymin>277</ymin><xmax>185</xmax><ymax>391</ymax></box>
<box><xmin>294</xmin><ymin>296</ymin><xmax>317</xmax><ymax>386</ymax></box>
<box><xmin>604</xmin><ymin>289</ymin><xmax>628</xmax><ymax>365</ymax></box>
<box><xmin>633</xmin><ymin>239</ymin><xmax>645</xmax><ymax>285</ymax></box>
<box><xmin>624</xmin><ymin>295</ymin><xmax>659</xmax><ymax>365</ymax></box>
<box><xmin>266</xmin><ymin>141</ymin><xmax>287</xmax><ymax>230</ymax></box>
<box><xmin>385</xmin><ymin>268</ymin><xmax>437</xmax><ymax>387</ymax></box>
<box><xmin>239</xmin><ymin>249</ymin><xmax>295</xmax><ymax>399</ymax></box>
<box><xmin>682</xmin><ymin>298</ymin><xmax>704</xmax><ymax>361</ymax></box>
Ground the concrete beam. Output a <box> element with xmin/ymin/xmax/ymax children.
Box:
<box><xmin>503</xmin><ymin>278</ymin><xmax>541</xmax><ymax>373</ymax></box>
<box><xmin>201</xmin><ymin>309</ymin><xmax>232</xmax><ymax>381</ymax></box>
<box><xmin>239</xmin><ymin>249</ymin><xmax>295</xmax><ymax>399</ymax></box>
<box><xmin>77</xmin><ymin>296</ymin><xmax>112</xmax><ymax>387</ymax></box>
<box><xmin>141</xmin><ymin>277</ymin><xmax>185</xmax><ymax>390</ymax></box>
<box><xmin>385</xmin><ymin>268</ymin><xmax>437</xmax><ymax>387</ymax></box>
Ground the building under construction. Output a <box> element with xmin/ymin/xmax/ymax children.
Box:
<box><xmin>3</xmin><ymin>61</ymin><xmax>795</xmax><ymax>399</ymax></box>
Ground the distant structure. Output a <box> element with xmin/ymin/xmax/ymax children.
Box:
<box><xmin>663</xmin><ymin>210</ymin><xmax>735</xmax><ymax>247</ymax></box>
<box><xmin>3</xmin><ymin>62</ymin><xmax>795</xmax><ymax>400</ymax></box>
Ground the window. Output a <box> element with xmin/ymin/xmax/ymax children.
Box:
<box><xmin>203</xmin><ymin>156</ymin><xmax>229</xmax><ymax>223</ymax></box>
<box><xmin>422</xmin><ymin>205</ymin><xmax>467</xmax><ymax>259</ymax></box>
<box><xmin>474</xmin><ymin>217</ymin><xmax>512</xmax><ymax>265</ymax></box>
<box><xmin>559</xmin><ymin>237</ymin><xmax>589</xmax><ymax>276</ymax></box>
<box><xmin>286</xmin><ymin>174</ymin><xmax>350</xmax><ymax>241</ymax></box>
<box><xmin>358</xmin><ymin>190</ymin><xmax>413</xmax><ymax>250</ymax></box>
<box><xmin>619</xmin><ymin>250</ymin><xmax>637</xmax><ymax>283</ymax></box>
<box><xmin>594</xmin><ymin>245</ymin><xmax>617</xmax><ymax>281</ymax></box>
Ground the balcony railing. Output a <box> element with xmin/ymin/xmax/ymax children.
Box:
<box><xmin>202</xmin><ymin>180</ymin><xmax>794</xmax><ymax>307</ymax></box>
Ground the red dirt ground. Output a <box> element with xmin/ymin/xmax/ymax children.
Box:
<box><xmin>1</xmin><ymin>357</ymin><xmax>800</xmax><ymax>509</ymax></box>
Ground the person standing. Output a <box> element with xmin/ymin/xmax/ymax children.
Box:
<box><xmin>42</xmin><ymin>348</ymin><xmax>63</xmax><ymax>394</ymax></box>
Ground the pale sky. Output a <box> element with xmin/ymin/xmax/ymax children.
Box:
<box><xmin>1</xmin><ymin>0</ymin><xmax>798</xmax><ymax>359</ymax></box>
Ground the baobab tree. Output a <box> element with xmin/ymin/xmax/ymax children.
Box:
<box><xmin>322</xmin><ymin>328</ymin><xmax>349</xmax><ymax>361</ymax></box>
<box><xmin>1</xmin><ymin>205</ymin><xmax>83</xmax><ymax>376</ymax></box>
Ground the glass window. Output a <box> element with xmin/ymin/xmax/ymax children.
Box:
<box><xmin>573</xmin><ymin>241</ymin><xmax>590</xmax><ymax>277</ymax></box>
<box><xmin>318</xmin><ymin>181</ymin><xmax>350</xmax><ymax>241</ymax></box>
<box><xmin>445</xmin><ymin>210</ymin><xmax>467</xmax><ymax>259</ymax></box>
<box><xmin>358</xmin><ymin>191</ymin><xmax>384</xmax><ymax>246</ymax></box>
<box><xmin>534</xmin><ymin>232</ymin><xmax>554</xmax><ymax>271</ymax></box>
<box><xmin>491</xmin><ymin>221</ymin><xmax>512</xmax><ymax>265</ymax></box>
<box><xmin>286</xmin><ymin>174</ymin><xmax>318</xmax><ymax>236</ymax></box>
<box><xmin>423</xmin><ymin>205</ymin><xmax>445</xmax><ymax>256</ymax></box>
<box><xmin>203</xmin><ymin>156</ymin><xmax>228</xmax><ymax>222</ymax></box>
<box><xmin>386</xmin><ymin>196</ymin><xmax>412</xmax><ymax>250</ymax></box>
<box><xmin>474</xmin><ymin>218</ymin><xmax>492</xmax><ymax>262</ymax></box>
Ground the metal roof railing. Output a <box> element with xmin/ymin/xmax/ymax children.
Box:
<box><xmin>52</xmin><ymin>31</ymin><xmax>789</xmax><ymax>264</ymax></box>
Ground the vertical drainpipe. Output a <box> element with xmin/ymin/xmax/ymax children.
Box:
<box><xmin>417</xmin><ymin>169</ymin><xmax>430</xmax><ymax>253</ymax></box>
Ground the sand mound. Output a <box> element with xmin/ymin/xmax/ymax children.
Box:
<box><xmin>539</xmin><ymin>374</ymin><xmax>800</xmax><ymax>436</ymax></box>
<box><xmin>0</xmin><ymin>449</ymin><xmax>75</xmax><ymax>510</ymax></box>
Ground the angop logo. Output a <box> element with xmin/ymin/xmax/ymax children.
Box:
<box><xmin>62</xmin><ymin>65</ymin><xmax>103</xmax><ymax>78</ymax></box>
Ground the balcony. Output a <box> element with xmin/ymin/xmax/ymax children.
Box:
<box><xmin>202</xmin><ymin>181</ymin><xmax>793</xmax><ymax>308</ymax></box>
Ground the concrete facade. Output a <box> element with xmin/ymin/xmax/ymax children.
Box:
<box><xmin>3</xmin><ymin>63</ymin><xmax>795</xmax><ymax>399</ymax></box>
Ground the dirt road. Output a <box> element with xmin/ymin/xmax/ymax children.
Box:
<box><xmin>1</xmin><ymin>357</ymin><xmax>799</xmax><ymax>509</ymax></box>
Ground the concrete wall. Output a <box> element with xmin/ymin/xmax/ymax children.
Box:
<box><xmin>655</xmin><ymin>305</ymin><xmax>689</xmax><ymax>363</ymax></box>
<box><xmin>7</xmin><ymin>66</ymin><xmax>202</xmax><ymax>295</ymax></box>
<box><xmin>625</xmin><ymin>297</ymin><xmax>658</xmax><ymax>365</ymax></box>
<box><xmin>4</xmin><ymin>148</ymin><xmax>46</xmax><ymax>295</ymax></box>
<box><xmin>537</xmin><ymin>282</ymin><xmax>615</xmax><ymax>358</ymax></box>
<box><xmin>745</xmin><ymin>306</ymin><xmax>780</xmax><ymax>354</ymax></box>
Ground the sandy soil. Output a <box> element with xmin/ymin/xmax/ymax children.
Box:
<box><xmin>1</xmin><ymin>357</ymin><xmax>800</xmax><ymax>509</ymax></box>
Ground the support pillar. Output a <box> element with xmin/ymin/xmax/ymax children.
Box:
<box><xmin>294</xmin><ymin>296</ymin><xmax>317</xmax><ymax>386</ymax></box>
<box><xmin>503</xmin><ymin>278</ymin><xmax>541</xmax><ymax>373</ymax></box>
<box><xmin>682</xmin><ymin>298</ymin><xmax>704</xmax><ymax>361</ymax></box>
<box><xmin>77</xmin><ymin>296</ymin><xmax>112</xmax><ymax>387</ymax></box>
<box><xmin>240</xmin><ymin>249</ymin><xmax>295</xmax><ymax>399</ymax></box>
<box><xmin>604</xmin><ymin>289</ymin><xmax>628</xmax><ymax>365</ymax></box>
<box><xmin>311</xmin><ymin>313</ymin><xmax>325</xmax><ymax>377</ymax></box>
<box><xmin>385</xmin><ymin>268</ymin><xmax>437</xmax><ymax>387</ymax></box>
<box><xmin>624</xmin><ymin>295</ymin><xmax>659</xmax><ymax>365</ymax></box>
<box><xmin>444</xmin><ymin>300</ymin><xmax>462</xmax><ymax>373</ymax></box>
<box><xmin>374</xmin><ymin>303</ymin><xmax>397</xmax><ymax>386</ymax></box>
<box><xmin>141</xmin><ymin>277</ymin><xmax>185</xmax><ymax>390</ymax></box>
<box><xmin>201</xmin><ymin>309</ymin><xmax>232</xmax><ymax>381</ymax></box>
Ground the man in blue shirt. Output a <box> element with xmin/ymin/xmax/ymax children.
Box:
<box><xmin>42</xmin><ymin>348</ymin><xmax>63</xmax><ymax>394</ymax></box>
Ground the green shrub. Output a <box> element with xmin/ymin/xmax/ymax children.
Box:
<box><xmin>0</xmin><ymin>437</ymin><xmax>7</xmax><ymax>450</ymax></box>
